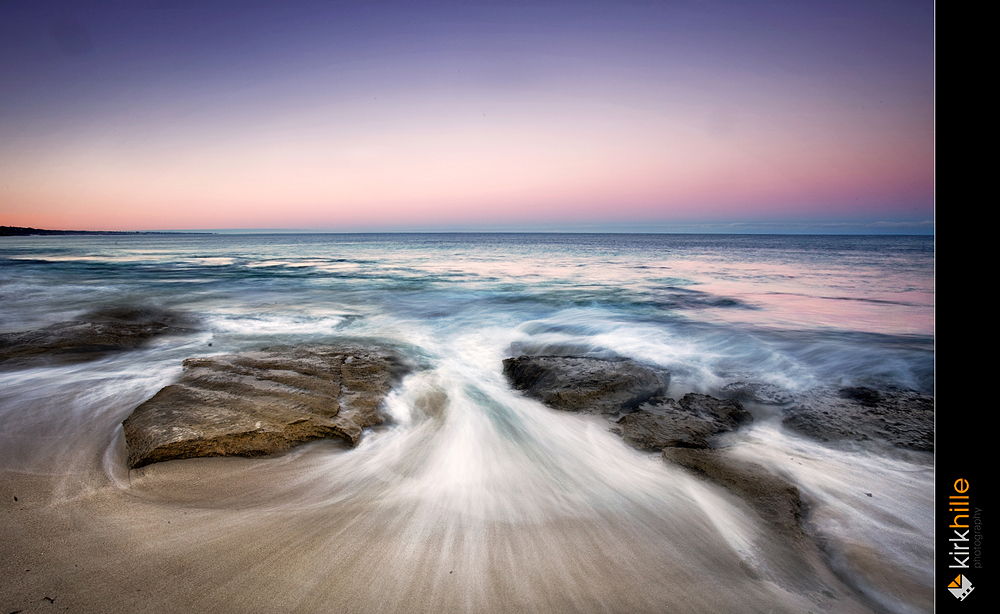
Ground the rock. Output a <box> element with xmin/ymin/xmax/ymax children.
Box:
<box><xmin>502</xmin><ymin>355</ymin><xmax>668</xmax><ymax>414</ymax></box>
<box><xmin>502</xmin><ymin>354</ymin><xmax>808</xmax><ymax>569</ymax></box>
<box><xmin>663</xmin><ymin>447</ymin><xmax>804</xmax><ymax>539</ymax></box>
<box><xmin>502</xmin><ymin>356</ymin><xmax>751</xmax><ymax>449</ymax></box>
<box><xmin>782</xmin><ymin>386</ymin><xmax>933</xmax><ymax>452</ymax></box>
<box><xmin>122</xmin><ymin>345</ymin><xmax>409</xmax><ymax>468</ymax></box>
<box><xmin>617</xmin><ymin>394</ymin><xmax>752</xmax><ymax>450</ymax></box>
<box><xmin>719</xmin><ymin>381</ymin><xmax>794</xmax><ymax>405</ymax></box>
<box><xmin>0</xmin><ymin>306</ymin><xmax>195</xmax><ymax>368</ymax></box>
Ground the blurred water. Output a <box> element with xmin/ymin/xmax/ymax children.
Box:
<box><xmin>0</xmin><ymin>233</ymin><xmax>934</xmax><ymax>613</ymax></box>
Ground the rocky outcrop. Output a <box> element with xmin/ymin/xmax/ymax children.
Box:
<box><xmin>0</xmin><ymin>307</ymin><xmax>195</xmax><ymax>368</ymax></box>
<box><xmin>501</xmin><ymin>355</ymin><xmax>668</xmax><ymax>414</ymax></box>
<box><xmin>617</xmin><ymin>394</ymin><xmax>752</xmax><ymax>450</ymax></box>
<box><xmin>502</xmin><ymin>355</ymin><xmax>751</xmax><ymax>450</ymax></box>
<box><xmin>782</xmin><ymin>386</ymin><xmax>933</xmax><ymax>452</ymax></box>
<box><xmin>122</xmin><ymin>345</ymin><xmax>409</xmax><ymax>468</ymax></box>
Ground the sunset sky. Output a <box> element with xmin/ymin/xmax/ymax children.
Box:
<box><xmin>0</xmin><ymin>1</ymin><xmax>934</xmax><ymax>233</ymax></box>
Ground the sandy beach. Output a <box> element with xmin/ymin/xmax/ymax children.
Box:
<box><xmin>2</xmin><ymin>399</ymin><xmax>932</xmax><ymax>614</ymax></box>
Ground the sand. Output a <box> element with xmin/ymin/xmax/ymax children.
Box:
<box><xmin>2</xmin><ymin>431</ymin><xmax>903</xmax><ymax>614</ymax></box>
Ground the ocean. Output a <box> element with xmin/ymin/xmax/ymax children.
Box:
<box><xmin>0</xmin><ymin>233</ymin><xmax>934</xmax><ymax>613</ymax></box>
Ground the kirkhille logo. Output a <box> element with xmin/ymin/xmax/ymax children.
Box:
<box><xmin>946</xmin><ymin>478</ymin><xmax>976</xmax><ymax>603</ymax></box>
<box><xmin>948</xmin><ymin>574</ymin><xmax>974</xmax><ymax>601</ymax></box>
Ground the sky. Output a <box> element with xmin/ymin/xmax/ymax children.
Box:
<box><xmin>0</xmin><ymin>0</ymin><xmax>934</xmax><ymax>233</ymax></box>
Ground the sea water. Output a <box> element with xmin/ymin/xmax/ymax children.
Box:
<box><xmin>0</xmin><ymin>233</ymin><xmax>934</xmax><ymax>613</ymax></box>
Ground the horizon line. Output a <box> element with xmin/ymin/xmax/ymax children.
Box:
<box><xmin>4</xmin><ymin>225</ymin><xmax>935</xmax><ymax>237</ymax></box>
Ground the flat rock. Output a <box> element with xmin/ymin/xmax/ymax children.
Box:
<box><xmin>0</xmin><ymin>306</ymin><xmax>195</xmax><ymax>368</ymax></box>
<box><xmin>122</xmin><ymin>344</ymin><xmax>409</xmax><ymax>468</ymax></box>
<box><xmin>782</xmin><ymin>386</ymin><xmax>933</xmax><ymax>451</ymax></box>
<box><xmin>502</xmin><ymin>355</ymin><xmax>668</xmax><ymax>414</ymax></box>
<box><xmin>617</xmin><ymin>393</ymin><xmax>752</xmax><ymax>449</ymax></box>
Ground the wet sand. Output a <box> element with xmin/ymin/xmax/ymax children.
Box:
<box><xmin>2</xmin><ymin>419</ymin><xmax>929</xmax><ymax>614</ymax></box>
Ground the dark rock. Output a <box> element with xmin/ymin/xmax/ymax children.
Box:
<box><xmin>618</xmin><ymin>393</ymin><xmax>752</xmax><ymax>449</ymax></box>
<box><xmin>0</xmin><ymin>306</ymin><xmax>195</xmax><ymax>368</ymax></box>
<box><xmin>782</xmin><ymin>386</ymin><xmax>933</xmax><ymax>452</ymax></box>
<box><xmin>663</xmin><ymin>447</ymin><xmax>804</xmax><ymax>539</ymax></box>
<box><xmin>838</xmin><ymin>386</ymin><xmax>882</xmax><ymax>406</ymax></box>
<box><xmin>501</xmin><ymin>355</ymin><xmax>668</xmax><ymax>414</ymax></box>
<box><xmin>719</xmin><ymin>381</ymin><xmax>794</xmax><ymax>405</ymax></box>
<box><xmin>122</xmin><ymin>345</ymin><xmax>409</xmax><ymax>468</ymax></box>
<box><xmin>502</xmin><ymin>356</ymin><xmax>753</xmax><ymax>449</ymax></box>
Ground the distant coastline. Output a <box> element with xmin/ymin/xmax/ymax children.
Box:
<box><xmin>1</xmin><ymin>226</ymin><xmax>213</xmax><ymax>236</ymax></box>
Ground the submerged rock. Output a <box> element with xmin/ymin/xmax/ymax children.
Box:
<box><xmin>122</xmin><ymin>345</ymin><xmax>409</xmax><ymax>468</ymax></box>
<box><xmin>501</xmin><ymin>355</ymin><xmax>668</xmax><ymax>414</ymax></box>
<box><xmin>617</xmin><ymin>394</ymin><xmax>752</xmax><ymax>450</ymax></box>
<box><xmin>662</xmin><ymin>447</ymin><xmax>804</xmax><ymax>539</ymax></box>
<box><xmin>782</xmin><ymin>386</ymin><xmax>933</xmax><ymax>452</ymax></box>
<box><xmin>0</xmin><ymin>306</ymin><xmax>195</xmax><ymax>368</ymax></box>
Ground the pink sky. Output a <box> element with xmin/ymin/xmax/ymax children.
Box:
<box><xmin>0</xmin><ymin>1</ymin><xmax>933</xmax><ymax>233</ymax></box>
